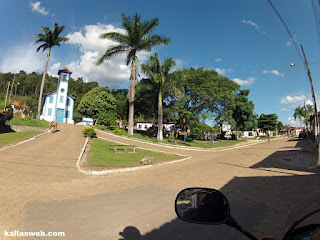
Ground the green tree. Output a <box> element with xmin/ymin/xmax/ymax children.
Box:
<box><xmin>111</xmin><ymin>89</ymin><xmax>128</xmax><ymax>123</ymax></box>
<box><xmin>232</xmin><ymin>90</ymin><xmax>257</xmax><ymax>130</ymax></box>
<box><xmin>96</xmin><ymin>13</ymin><xmax>170</xmax><ymax>135</ymax></box>
<box><xmin>167</xmin><ymin>68</ymin><xmax>240</xmax><ymax>130</ymax></box>
<box><xmin>77</xmin><ymin>87</ymin><xmax>117</xmax><ymax>121</ymax></box>
<box><xmin>141</xmin><ymin>53</ymin><xmax>176</xmax><ymax>141</ymax></box>
<box><xmin>293</xmin><ymin>106</ymin><xmax>305</xmax><ymax>129</ymax></box>
<box><xmin>304</xmin><ymin>104</ymin><xmax>314</xmax><ymax>128</ymax></box>
<box><xmin>258</xmin><ymin>114</ymin><xmax>278</xmax><ymax>132</ymax></box>
<box><xmin>34</xmin><ymin>22</ymin><xmax>68</xmax><ymax>120</ymax></box>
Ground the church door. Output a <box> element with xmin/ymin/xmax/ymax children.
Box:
<box><xmin>56</xmin><ymin>108</ymin><xmax>65</xmax><ymax>122</ymax></box>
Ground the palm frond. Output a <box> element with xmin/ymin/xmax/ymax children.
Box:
<box><xmin>100</xmin><ymin>32</ymin><xmax>129</xmax><ymax>45</ymax></box>
<box><xmin>96</xmin><ymin>45</ymin><xmax>128</xmax><ymax>65</ymax></box>
<box><xmin>36</xmin><ymin>43</ymin><xmax>48</xmax><ymax>52</ymax></box>
<box><xmin>138</xmin><ymin>35</ymin><xmax>170</xmax><ymax>51</ymax></box>
<box><xmin>141</xmin><ymin>18</ymin><xmax>159</xmax><ymax>36</ymax></box>
<box><xmin>126</xmin><ymin>49</ymin><xmax>136</xmax><ymax>66</ymax></box>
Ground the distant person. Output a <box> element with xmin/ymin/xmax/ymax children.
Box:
<box><xmin>267</xmin><ymin>134</ymin><xmax>270</xmax><ymax>143</ymax></box>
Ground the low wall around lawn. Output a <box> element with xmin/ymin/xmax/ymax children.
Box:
<box><xmin>8</xmin><ymin>124</ymin><xmax>49</xmax><ymax>132</ymax></box>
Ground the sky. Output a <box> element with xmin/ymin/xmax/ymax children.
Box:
<box><xmin>1</xmin><ymin>0</ymin><xmax>320</xmax><ymax>127</ymax></box>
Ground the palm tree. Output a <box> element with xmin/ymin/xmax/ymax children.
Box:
<box><xmin>96</xmin><ymin>13</ymin><xmax>170</xmax><ymax>135</ymax></box>
<box><xmin>294</xmin><ymin>105</ymin><xmax>305</xmax><ymax>129</ymax></box>
<box><xmin>141</xmin><ymin>53</ymin><xmax>175</xmax><ymax>141</ymax></box>
<box><xmin>304</xmin><ymin>104</ymin><xmax>314</xmax><ymax>128</ymax></box>
<box><xmin>34</xmin><ymin>23</ymin><xmax>68</xmax><ymax>120</ymax></box>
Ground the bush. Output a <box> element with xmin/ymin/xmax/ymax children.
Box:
<box><xmin>96</xmin><ymin>112</ymin><xmax>118</xmax><ymax>128</ymax></box>
<box><xmin>73</xmin><ymin>111</ymin><xmax>82</xmax><ymax>123</ymax></box>
<box><xmin>190</xmin><ymin>128</ymin><xmax>201</xmax><ymax>140</ymax></box>
<box><xmin>112</xmin><ymin>128</ymin><xmax>123</xmax><ymax>135</ymax></box>
<box><xmin>273</xmin><ymin>132</ymin><xmax>277</xmax><ymax>137</ymax></box>
<box><xmin>82</xmin><ymin>127</ymin><xmax>97</xmax><ymax>138</ymax></box>
<box><xmin>95</xmin><ymin>124</ymin><xmax>108</xmax><ymax>131</ymax></box>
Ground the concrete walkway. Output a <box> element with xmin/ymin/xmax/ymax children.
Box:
<box><xmin>0</xmin><ymin>125</ymin><xmax>319</xmax><ymax>239</ymax></box>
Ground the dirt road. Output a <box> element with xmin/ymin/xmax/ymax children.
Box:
<box><xmin>0</xmin><ymin>125</ymin><xmax>319</xmax><ymax>239</ymax></box>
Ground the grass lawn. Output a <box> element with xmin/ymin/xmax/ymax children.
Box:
<box><xmin>87</xmin><ymin>139</ymin><xmax>182</xmax><ymax>167</ymax></box>
<box><xmin>0</xmin><ymin>131</ymin><xmax>42</xmax><ymax>145</ymax></box>
<box><xmin>6</xmin><ymin>118</ymin><xmax>49</xmax><ymax>128</ymax></box>
<box><xmin>96</xmin><ymin>126</ymin><xmax>243</xmax><ymax>149</ymax></box>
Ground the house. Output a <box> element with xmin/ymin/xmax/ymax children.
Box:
<box><xmin>40</xmin><ymin>67</ymin><xmax>76</xmax><ymax>124</ymax></box>
<box><xmin>135</xmin><ymin>120</ymin><xmax>154</xmax><ymax>131</ymax></box>
<box><xmin>76</xmin><ymin>118</ymin><xmax>94</xmax><ymax>126</ymax></box>
<box><xmin>10</xmin><ymin>100</ymin><xmax>30</xmax><ymax>118</ymax></box>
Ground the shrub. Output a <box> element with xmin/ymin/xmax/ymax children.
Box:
<box><xmin>273</xmin><ymin>132</ymin><xmax>277</xmax><ymax>137</ymax></box>
<box><xmin>95</xmin><ymin>124</ymin><xmax>108</xmax><ymax>131</ymax></box>
<box><xmin>82</xmin><ymin>127</ymin><xmax>97</xmax><ymax>138</ymax></box>
<box><xmin>96</xmin><ymin>112</ymin><xmax>118</xmax><ymax>128</ymax></box>
<box><xmin>190</xmin><ymin>128</ymin><xmax>201</xmax><ymax>140</ymax></box>
<box><xmin>112</xmin><ymin>128</ymin><xmax>123</xmax><ymax>135</ymax></box>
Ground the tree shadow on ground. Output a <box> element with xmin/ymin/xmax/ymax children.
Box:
<box><xmin>250</xmin><ymin>138</ymin><xmax>318</xmax><ymax>172</ymax></box>
<box><xmin>118</xmin><ymin>139</ymin><xmax>320</xmax><ymax>240</ymax></box>
<box><xmin>118</xmin><ymin>172</ymin><xmax>320</xmax><ymax>240</ymax></box>
<box><xmin>0</xmin><ymin>124</ymin><xmax>15</xmax><ymax>133</ymax></box>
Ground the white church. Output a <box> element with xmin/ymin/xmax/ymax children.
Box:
<box><xmin>40</xmin><ymin>67</ymin><xmax>76</xmax><ymax>124</ymax></box>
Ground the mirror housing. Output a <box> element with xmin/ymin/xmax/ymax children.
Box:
<box><xmin>175</xmin><ymin>188</ymin><xmax>230</xmax><ymax>225</ymax></box>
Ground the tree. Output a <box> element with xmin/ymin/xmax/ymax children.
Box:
<box><xmin>258</xmin><ymin>114</ymin><xmax>278</xmax><ymax>132</ymax></box>
<box><xmin>232</xmin><ymin>90</ymin><xmax>257</xmax><ymax>130</ymax></box>
<box><xmin>304</xmin><ymin>104</ymin><xmax>314</xmax><ymax>128</ymax></box>
<box><xmin>141</xmin><ymin>53</ymin><xmax>176</xmax><ymax>141</ymax></box>
<box><xmin>293</xmin><ymin>106</ymin><xmax>305</xmax><ymax>129</ymax></box>
<box><xmin>77</xmin><ymin>87</ymin><xmax>117</xmax><ymax>121</ymax></box>
<box><xmin>96</xmin><ymin>13</ymin><xmax>170</xmax><ymax>135</ymax></box>
<box><xmin>167</xmin><ymin>68</ymin><xmax>240</xmax><ymax>130</ymax></box>
<box><xmin>34</xmin><ymin>23</ymin><xmax>68</xmax><ymax>119</ymax></box>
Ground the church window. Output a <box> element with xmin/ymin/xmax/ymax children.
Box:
<box><xmin>48</xmin><ymin>108</ymin><xmax>52</xmax><ymax>116</ymax></box>
<box><xmin>49</xmin><ymin>96</ymin><xmax>53</xmax><ymax>103</ymax></box>
<box><xmin>60</xmin><ymin>96</ymin><xmax>64</xmax><ymax>103</ymax></box>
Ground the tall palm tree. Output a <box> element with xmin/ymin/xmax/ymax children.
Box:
<box><xmin>34</xmin><ymin>23</ymin><xmax>68</xmax><ymax>120</ymax></box>
<box><xmin>294</xmin><ymin>105</ymin><xmax>305</xmax><ymax>129</ymax></box>
<box><xmin>304</xmin><ymin>104</ymin><xmax>314</xmax><ymax>128</ymax></box>
<box><xmin>96</xmin><ymin>13</ymin><xmax>170</xmax><ymax>135</ymax></box>
<box><xmin>141</xmin><ymin>53</ymin><xmax>175</xmax><ymax>141</ymax></box>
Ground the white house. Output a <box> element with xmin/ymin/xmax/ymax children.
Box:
<box><xmin>40</xmin><ymin>67</ymin><xmax>75</xmax><ymax>124</ymax></box>
<box><xmin>136</xmin><ymin>121</ymin><xmax>154</xmax><ymax>131</ymax></box>
<box><xmin>76</xmin><ymin>117</ymin><xmax>94</xmax><ymax>126</ymax></box>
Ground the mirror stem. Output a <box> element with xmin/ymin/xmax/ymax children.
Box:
<box><xmin>226</xmin><ymin>216</ymin><xmax>258</xmax><ymax>240</ymax></box>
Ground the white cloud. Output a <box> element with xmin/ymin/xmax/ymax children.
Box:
<box><xmin>48</xmin><ymin>62</ymin><xmax>61</xmax><ymax>77</ymax></box>
<box><xmin>215</xmin><ymin>68</ymin><xmax>226</xmax><ymax>76</ymax></box>
<box><xmin>280</xmin><ymin>95</ymin><xmax>305</xmax><ymax>104</ymax></box>
<box><xmin>215</xmin><ymin>58</ymin><xmax>222</xmax><ymax>62</ymax></box>
<box><xmin>66</xmin><ymin>23</ymin><xmax>152</xmax><ymax>88</ymax></box>
<box><xmin>0</xmin><ymin>42</ymin><xmax>45</xmax><ymax>73</ymax></box>
<box><xmin>215</xmin><ymin>68</ymin><xmax>232</xmax><ymax>76</ymax></box>
<box><xmin>232</xmin><ymin>77</ymin><xmax>255</xmax><ymax>86</ymax></box>
<box><xmin>262</xmin><ymin>69</ymin><xmax>284</xmax><ymax>77</ymax></box>
<box><xmin>286</xmin><ymin>117</ymin><xmax>300</xmax><ymax>127</ymax></box>
<box><xmin>242</xmin><ymin>20</ymin><xmax>266</xmax><ymax>34</ymax></box>
<box><xmin>30</xmin><ymin>2</ymin><xmax>49</xmax><ymax>16</ymax></box>
<box><xmin>286</xmin><ymin>41</ymin><xmax>291</xmax><ymax>47</ymax></box>
<box><xmin>281</xmin><ymin>108</ymin><xmax>290</xmax><ymax>112</ymax></box>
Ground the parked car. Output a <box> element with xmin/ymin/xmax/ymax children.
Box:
<box><xmin>299</xmin><ymin>130</ymin><xmax>307</xmax><ymax>139</ymax></box>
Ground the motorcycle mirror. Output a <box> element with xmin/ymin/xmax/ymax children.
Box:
<box><xmin>175</xmin><ymin>188</ymin><xmax>230</xmax><ymax>225</ymax></box>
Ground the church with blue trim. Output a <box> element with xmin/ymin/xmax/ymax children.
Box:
<box><xmin>40</xmin><ymin>67</ymin><xmax>76</xmax><ymax>124</ymax></box>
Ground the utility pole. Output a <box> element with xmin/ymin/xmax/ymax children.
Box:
<box><xmin>8</xmin><ymin>75</ymin><xmax>15</xmax><ymax>103</ymax></box>
<box><xmin>301</xmin><ymin>45</ymin><xmax>320</xmax><ymax>167</ymax></box>
<box><xmin>4</xmin><ymin>81</ymin><xmax>10</xmax><ymax>110</ymax></box>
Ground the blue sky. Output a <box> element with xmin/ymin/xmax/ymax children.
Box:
<box><xmin>1</xmin><ymin>0</ymin><xmax>320</xmax><ymax>126</ymax></box>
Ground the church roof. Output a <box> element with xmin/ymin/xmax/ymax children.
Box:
<box><xmin>58</xmin><ymin>67</ymin><xmax>72</xmax><ymax>76</ymax></box>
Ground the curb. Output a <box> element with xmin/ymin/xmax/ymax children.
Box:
<box><xmin>0</xmin><ymin>129</ymin><xmax>51</xmax><ymax>153</ymax></box>
<box><xmin>76</xmin><ymin>136</ymin><xmax>191</xmax><ymax>175</ymax></box>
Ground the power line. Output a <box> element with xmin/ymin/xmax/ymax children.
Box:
<box><xmin>267</xmin><ymin>0</ymin><xmax>306</xmax><ymax>68</ymax></box>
